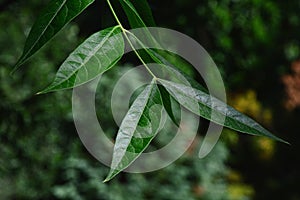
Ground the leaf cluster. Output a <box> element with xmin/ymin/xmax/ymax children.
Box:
<box><xmin>12</xmin><ymin>0</ymin><xmax>288</xmax><ymax>182</ymax></box>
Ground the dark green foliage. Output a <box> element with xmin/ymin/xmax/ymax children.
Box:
<box><xmin>119</xmin><ymin>0</ymin><xmax>156</xmax><ymax>28</ymax></box>
<box><xmin>10</xmin><ymin>0</ymin><xmax>288</xmax><ymax>181</ymax></box>
<box><xmin>0</xmin><ymin>13</ymin><xmax>230</xmax><ymax>197</ymax></box>
<box><xmin>2</xmin><ymin>0</ymin><xmax>299</xmax><ymax>199</ymax></box>
<box><xmin>13</xmin><ymin>0</ymin><xmax>95</xmax><ymax>72</ymax></box>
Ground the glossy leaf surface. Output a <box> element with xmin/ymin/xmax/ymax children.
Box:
<box><xmin>13</xmin><ymin>0</ymin><xmax>94</xmax><ymax>71</ymax></box>
<box><xmin>39</xmin><ymin>26</ymin><xmax>124</xmax><ymax>93</ymax></box>
<box><xmin>159</xmin><ymin>79</ymin><xmax>288</xmax><ymax>144</ymax></box>
<box><xmin>104</xmin><ymin>82</ymin><xmax>163</xmax><ymax>182</ymax></box>
<box><xmin>158</xmin><ymin>84</ymin><xmax>181</xmax><ymax>127</ymax></box>
<box><xmin>119</xmin><ymin>0</ymin><xmax>155</xmax><ymax>28</ymax></box>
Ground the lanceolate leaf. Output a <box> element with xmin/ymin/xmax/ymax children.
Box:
<box><xmin>39</xmin><ymin>26</ymin><xmax>124</xmax><ymax>93</ymax></box>
<box><xmin>159</xmin><ymin>79</ymin><xmax>289</xmax><ymax>144</ymax></box>
<box><xmin>104</xmin><ymin>81</ymin><xmax>163</xmax><ymax>182</ymax></box>
<box><xmin>13</xmin><ymin>0</ymin><xmax>95</xmax><ymax>72</ymax></box>
<box><xmin>130</xmin><ymin>0</ymin><xmax>156</xmax><ymax>27</ymax></box>
<box><xmin>119</xmin><ymin>0</ymin><xmax>155</xmax><ymax>28</ymax></box>
<box><xmin>119</xmin><ymin>0</ymin><xmax>157</xmax><ymax>62</ymax></box>
<box><xmin>158</xmin><ymin>84</ymin><xmax>181</xmax><ymax>127</ymax></box>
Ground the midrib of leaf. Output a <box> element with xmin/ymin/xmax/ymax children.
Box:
<box><xmin>105</xmin><ymin>82</ymin><xmax>155</xmax><ymax>181</ymax></box>
<box><xmin>122</xmin><ymin>83</ymin><xmax>153</xmax><ymax>141</ymax></box>
<box><xmin>119</xmin><ymin>84</ymin><xmax>152</xmax><ymax>143</ymax></box>
<box><xmin>22</xmin><ymin>0</ymin><xmax>67</xmax><ymax>63</ymax></box>
<box><xmin>159</xmin><ymin>79</ymin><xmax>288</xmax><ymax>144</ymax></box>
<box><xmin>49</xmin><ymin>25</ymin><xmax>121</xmax><ymax>89</ymax></box>
<box><xmin>160</xmin><ymin>79</ymin><xmax>245</xmax><ymax>126</ymax></box>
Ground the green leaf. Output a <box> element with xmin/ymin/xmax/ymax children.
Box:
<box><xmin>125</xmin><ymin>35</ymin><xmax>208</xmax><ymax>92</ymax></box>
<box><xmin>119</xmin><ymin>0</ymin><xmax>157</xmax><ymax>63</ymax></box>
<box><xmin>122</xmin><ymin>30</ymin><xmax>204</xmax><ymax>90</ymax></box>
<box><xmin>129</xmin><ymin>84</ymin><xmax>147</xmax><ymax>108</ymax></box>
<box><xmin>158</xmin><ymin>84</ymin><xmax>181</xmax><ymax>127</ymax></box>
<box><xmin>122</xmin><ymin>34</ymin><xmax>210</xmax><ymax>127</ymax></box>
<box><xmin>130</xmin><ymin>0</ymin><xmax>156</xmax><ymax>27</ymax></box>
<box><xmin>154</xmin><ymin>50</ymin><xmax>195</xmax><ymax>76</ymax></box>
<box><xmin>144</xmin><ymin>50</ymin><xmax>208</xmax><ymax>128</ymax></box>
<box><xmin>129</xmin><ymin>84</ymin><xmax>180</xmax><ymax>127</ymax></box>
<box><xmin>38</xmin><ymin>26</ymin><xmax>124</xmax><ymax>93</ymax></box>
<box><xmin>104</xmin><ymin>81</ymin><xmax>163</xmax><ymax>182</ymax></box>
<box><xmin>159</xmin><ymin>79</ymin><xmax>289</xmax><ymax>144</ymax></box>
<box><xmin>12</xmin><ymin>0</ymin><xmax>94</xmax><ymax>72</ymax></box>
<box><xmin>148</xmin><ymin>49</ymin><xmax>208</xmax><ymax>93</ymax></box>
<box><xmin>119</xmin><ymin>0</ymin><xmax>155</xmax><ymax>28</ymax></box>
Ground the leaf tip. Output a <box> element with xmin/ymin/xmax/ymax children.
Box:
<box><xmin>103</xmin><ymin>173</ymin><xmax>115</xmax><ymax>183</ymax></box>
<box><xmin>102</xmin><ymin>178</ymin><xmax>110</xmax><ymax>183</ymax></box>
<box><xmin>11</xmin><ymin>57</ymin><xmax>26</xmax><ymax>75</ymax></box>
<box><xmin>36</xmin><ymin>88</ymin><xmax>50</xmax><ymax>95</ymax></box>
<box><xmin>10</xmin><ymin>65</ymin><xmax>20</xmax><ymax>76</ymax></box>
<box><xmin>280</xmin><ymin>139</ymin><xmax>291</xmax><ymax>146</ymax></box>
<box><xmin>36</xmin><ymin>86</ymin><xmax>54</xmax><ymax>95</ymax></box>
<box><xmin>270</xmin><ymin>135</ymin><xmax>290</xmax><ymax>145</ymax></box>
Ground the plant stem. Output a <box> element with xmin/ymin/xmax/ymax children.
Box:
<box><xmin>123</xmin><ymin>30</ymin><xmax>157</xmax><ymax>78</ymax></box>
<box><xmin>106</xmin><ymin>0</ymin><xmax>157</xmax><ymax>79</ymax></box>
<box><xmin>106</xmin><ymin>0</ymin><xmax>123</xmax><ymax>29</ymax></box>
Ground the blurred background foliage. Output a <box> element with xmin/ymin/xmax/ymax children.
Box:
<box><xmin>0</xmin><ymin>0</ymin><xmax>299</xmax><ymax>199</ymax></box>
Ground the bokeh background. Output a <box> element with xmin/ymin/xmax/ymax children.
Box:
<box><xmin>1</xmin><ymin>0</ymin><xmax>299</xmax><ymax>199</ymax></box>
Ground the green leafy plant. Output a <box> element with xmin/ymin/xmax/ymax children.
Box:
<box><xmin>12</xmin><ymin>0</ymin><xmax>288</xmax><ymax>182</ymax></box>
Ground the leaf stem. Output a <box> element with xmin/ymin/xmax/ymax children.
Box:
<box><xmin>106</xmin><ymin>0</ymin><xmax>157</xmax><ymax>79</ymax></box>
<box><xmin>123</xmin><ymin>31</ymin><xmax>157</xmax><ymax>78</ymax></box>
<box><xmin>106</xmin><ymin>0</ymin><xmax>123</xmax><ymax>29</ymax></box>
